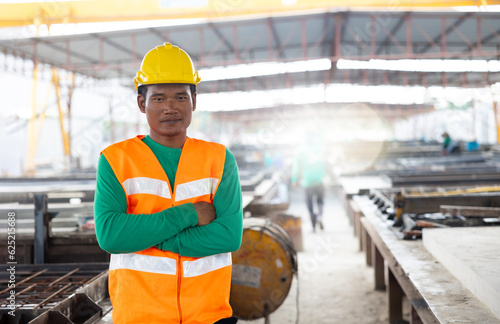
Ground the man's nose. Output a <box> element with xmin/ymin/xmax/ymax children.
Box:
<box><xmin>162</xmin><ymin>98</ymin><xmax>176</xmax><ymax>112</ymax></box>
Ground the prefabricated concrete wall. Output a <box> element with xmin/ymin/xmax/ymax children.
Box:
<box><xmin>423</xmin><ymin>227</ymin><xmax>500</xmax><ymax>320</ymax></box>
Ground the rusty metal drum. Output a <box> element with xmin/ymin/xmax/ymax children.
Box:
<box><xmin>256</xmin><ymin>213</ymin><xmax>303</xmax><ymax>252</ymax></box>
<box><xmin>230</xmin><ymin>217</ymin><xmax>298</xmax><ymax>320</ymax></box>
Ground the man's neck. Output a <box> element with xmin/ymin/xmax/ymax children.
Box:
<box><xmin>149</xmin><ymin>133</ymin><xmax>187</xmax><ymax>149</ymax></box>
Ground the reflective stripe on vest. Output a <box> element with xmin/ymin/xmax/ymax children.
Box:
<box><xmin>175</xmin><ymin>177</ymin><xmax>219</xmax><ymax>202</ymax></box>
<box><xmin>183</xmin><ymin>252</ymin><xmax>232</xmax><ymax>278</ymax></box>
<box><xmin>122</xmin><ymin>177</ymin><xmax>219</xmax><ymax>202</ymax></box>
<box><xmin>123</xmin><ymin>177</ymin><xmax>171</xmax><ymax>199</ymax></box>
<box><xmin>109</xmin><ymin>252</ymin><xmax>231</xmax><ymax>277</ymax></box>
<box><xmin>109</xmin><ymin>253</ymin><xmax>177</xmax><ymax>275</ymax></box>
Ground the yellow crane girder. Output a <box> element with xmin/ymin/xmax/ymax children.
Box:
<box><xmin>25</xmin><ymin>67</ymin><xmax>72</xmax><ymax>175</ymax></box>
<box><xmin>0</xmin><ymin>0</ymin><xmax>499</xmax><ymax>28</ymax></box>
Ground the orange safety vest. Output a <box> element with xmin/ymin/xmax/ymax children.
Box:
<box><xmin>101</xmin><ymin>135</ymin><xmax>232</xmax><ymax>324</ymax></box>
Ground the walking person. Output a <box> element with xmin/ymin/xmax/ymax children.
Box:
<box><xmin>94</xmin><ymin>43</ymin><xmax>243</xmax><ymax>324</ymax></box>
<box><xmin>291</xmin><ymin>131</ymin><xmax>327</xmax><ymax>232</ymax></box>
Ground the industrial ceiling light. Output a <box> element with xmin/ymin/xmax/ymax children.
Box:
<box><xmin>196</xmin><ymin>83</ymin><xmax>492</xmax><ymax>112</ymax></box>
<box><xmin>199</xmin><ymin>59</ymin><xmax>332</xmax><ymax>82</ymax></box>
<box><xmin>337</xmin><ymin>59</ymin><xmax>500</xmax><ymax>73</ymax></box>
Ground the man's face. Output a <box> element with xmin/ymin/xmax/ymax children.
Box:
<box><xmin>137</xmin><ymin>84</ymin><xmax>196</xmax><ymax>145</ymax></box>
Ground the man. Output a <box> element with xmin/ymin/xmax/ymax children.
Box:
<box><xmin>291</xmin><ymin>131</ymin><xmax>326</xmax><ymax>233</ymax></box>
<box><xmin>94</xmin><ymin>43</ymin><xmax>243</xmax><ymax>324</ymax></box>
<box><xmin>441</xmin><ymin>132</ymin><xmax>460</xmax><ymax>155</ymax></box>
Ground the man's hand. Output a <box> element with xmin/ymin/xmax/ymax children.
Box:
<box><xmin>193</xmin><ymin>202</ymin><xmax>216</xmax><ymax>226</ymax></box>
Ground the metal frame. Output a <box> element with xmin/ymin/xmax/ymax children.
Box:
<box><xmin>1</xmin><ymin>10</ymin><xmax>500</xmax><ymax>91</ymax></box>
<box><xmin>0</xmin><ymin>263</ymin><xmax>109</xmax><ymax>324</ymax></box>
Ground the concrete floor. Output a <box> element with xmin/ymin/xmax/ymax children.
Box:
<box><xmin>240</xmin><ymin>186</ymin><xmax>387</xmax><ymax>324</ymax></box>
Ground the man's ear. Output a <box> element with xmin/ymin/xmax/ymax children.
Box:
<box><xmin>192</xmin><ymin>92</ymin><xmax>197</xmax><ymax>112</ymax></box>
<box><xmin>137</xmin><ymin>94</ymin><xmax>146</xmax><ymax>113</ymax></box>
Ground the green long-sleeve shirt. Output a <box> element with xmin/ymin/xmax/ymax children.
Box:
<box><xmin>94</xmin><ymin>135</ymin><xmax>243</xmax><ymax>258</ymax></box>
<box><xmin>291</xmin><ymin>144</ymin><xmax>326</xmax><ymax>188</ymax></box>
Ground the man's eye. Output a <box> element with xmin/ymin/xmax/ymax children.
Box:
<box><xmin>177</xmin><ymin>96</ymin><xmax>188</xmax><ymax>100</ymax></box>
<box><xmin>153</xmin><ymin>98</ymin><xmax>164</xmax><ymax>102</ymax></box>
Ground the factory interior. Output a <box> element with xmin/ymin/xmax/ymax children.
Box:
<box><xmin>1</xmin><ymin>1</ymin><xmax>500</xmax><ymax>323</ymax></box>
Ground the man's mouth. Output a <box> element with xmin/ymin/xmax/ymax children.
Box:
<box><xmin>162</xmin><ymin>118</ymin><xmax>181</xmax><ymax>125</ymax></box>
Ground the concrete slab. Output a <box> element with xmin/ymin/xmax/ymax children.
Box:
<box><xmin>423</xmin><ymin>227</ymin><xmax>500</xmax><ymax>320</ymax></box>
<box><xmin>338</xmin><ymin>175</ymin><xmax>392</xmax><ymax>196</ymax></box>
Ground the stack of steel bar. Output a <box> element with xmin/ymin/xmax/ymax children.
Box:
<box><xmin>366</xmin><ymin>186</ymin><xmax>500</xmax><ymax>239</ymax></box>
<box><xmin>0</xmin><ymin>263</ymin><xmax>109</xmax><ymax>324</ymax></box>
<box><xmin>340</xmin><ymin>144</ymin><xmax>500</xmax><ymax>183</ymax></box>
<box><xmin>338</xmin><ymin>149</ymin><xmax>500</xmax><ymax>209</ymax></box>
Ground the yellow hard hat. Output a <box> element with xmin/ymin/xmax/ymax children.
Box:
<box><xmin>134</xmin><ymin>42</ymin><xmax>201</xmax><ymax>89</ymax></box>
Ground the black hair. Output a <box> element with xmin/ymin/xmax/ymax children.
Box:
<box><xmin>137</xmin><ymin>84</ymin><xmax>197</xmax><ymax>98</ymax></box>
<box><xmin>138</xmin><ymin>84</ymin><xmax>148</xmax><ymax>98</ymax></box>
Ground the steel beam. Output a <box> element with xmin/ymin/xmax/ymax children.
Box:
<box><xmin>233</xmin><ymin>25</ymin><xmax>240</xmax><ymax>63</ymax></box>
<box><xmin>483</xmin><ymin>24</ymin><xmax>500</xmax><ymax>47</ymax></box>
<box><xmin>302</xmin><ymin>18</ymin><xmax>307</xmax><ymax>59</ymax></box>
<box><xmin>310</xmin><ymin>17</ymin><xmax>330</xmax><ymax>58</ymax></box>
<box><xmin>418</xmin><ymin>12</ymin><xmax>473</xmax><ymax>54</ymax></box>
<box><xmin>132</xmin><ymin>34</ymin><xmax>138</xmax><ymax>67</ymax></box>
<box><xmin>33</xmin><ymin>194</ymin><xmax>48</xmax><ymax>264</ymax></box>
<box><xmin>461</xmin><ymin>22</ymin><xmax>500</xmax><ymax>55</ymax></box>
<box><xmin>199</xmin><ymin>28</ymin><xmax>205</xmax><ymax>66</ymax></box>
<box><xmin>4</xmin><ymin>42</ymin><xmax>500</xmax><ymax>74</ymax></box>
<box><xmin>94</xmin><ymin>33</ymin><xmax>142</xmax><ymax>60</ymax></box>
<box><xmin>148</xmin><ymin>27</ymin><xmax>166</xmax><ymax>43</ymax></box>
<box><xmin>331</xmin><ymin>13</ymin><xmax>343</xmax><ymax>59</ymax></box>
<box><xmin>477</xmin><ymin>16</ymin><xmax>482</xmax><ymax>54</ymax></box>
<box><xmin>321</xmin><ymin>12</ymin><xmax>330</xmax><ymax>57</ymax></box>
<box><xmin>402</xmin><ymin>194</ymin><xmax>500</xmax><ymax>214</ymax></box>
<box><xmin>378</xmin><ymin>18</ymin><xmax>406</xmax><ymax>55</ymax></box>
<box><xmin>376</xmin><ymin>12</ymin><xmax>410</xmax><ymax>55</ymax></box>
<box><xmin>267</xmin><ymin>18</ymin><xmax>283</xmax><ymax>59</ymax></box>
<box><xmin>37</xmin><ymin>38</ymin><xmax>97</xmax><ymax>67</ymax></box>
<box><xmin>275</xmin><ymin>22</ymin><xmax>300</xmax><ymax>59</ymax></box>
<box><xmin>239</xmin><ymin>31</ymin><xmax>261</xmax><ymax>62</ymax></box>
<box><xmin>209</xmin><ymin>23</ymin><xmax>234</xmax><ymax>53</ymax></box>
<box><xmin>2</xmin><ymin>11</ymin><xmax>500</xmax><ymax>92</ymax></box>
<box><xmin>406</xmin><ymin>14</ymin><xmax>412</xmax><ymax>57</ymax></box>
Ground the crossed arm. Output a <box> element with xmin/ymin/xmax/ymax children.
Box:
<box><xmin>94</xmin><ymin>151</ymin><xmax>243</xmax><ymax>257</ymax></box>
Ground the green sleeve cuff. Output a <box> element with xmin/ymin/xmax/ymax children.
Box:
<box><xmin>175</xmin><ymin>203</ymin><xmax>198</xmax><ymax>228</ymax></box>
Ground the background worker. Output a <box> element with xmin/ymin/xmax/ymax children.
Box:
<box><xmin>94</xmin><ymin>43</ymin><xmax>243</xmax><ymax>324</ymax></box>
<box><xmin>441</xmin><ymin>132</ymin><xmax>461</xmax><ymax>156</ymax></box>
<box><xmin>291</xmin><ymin>131</ymin><xmax>327</xmax><ymax>233</ymax></box>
